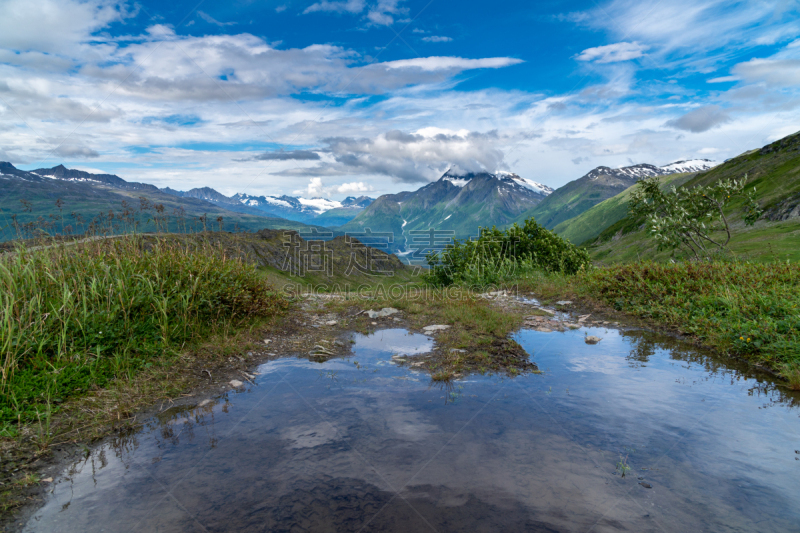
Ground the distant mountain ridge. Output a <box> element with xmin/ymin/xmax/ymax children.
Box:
<box><xmin>15</xmin><ymin>163</ymin><xmax>376</xmax><ymax>227</ymax></box>
<box><xmin>0</xmin><ymin>162</ymin><xmax>323</xmax><ymax>240</ymax></box>
<box><xmin>514</xmin><ymin>160</ymin><xmax>718</xmax><ymax>230</ymax></box>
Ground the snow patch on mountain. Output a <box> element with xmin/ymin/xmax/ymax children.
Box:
<box><xmin>659</xmin><ymin>159</ymin><xmax>718</xmax><ymax>173</ymax></box>
<box><xmin>496</xmin><ymin>171</ymin><xmax>554</xmax><ymax>195</ymax></box>
<box><xmin>443</xmin><ymin>176</ymin><xmax>470</xmax><ymax>187</ymax></box>
<box><xmin>298</xmin><ymin>197</ymin><xmax>343</xmax><ymax>213</ymax></box>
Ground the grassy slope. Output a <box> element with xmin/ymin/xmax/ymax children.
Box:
<box><xmin>511</xmin><ymin>171</ymin><xmax>634</xmax><ymax>230</ymax></box>
<box><xmin>553</xmin><ymin>172</ymin><xmax>696</xmax><ymax>245</ymax></box>
<box><xmin>586</xmin><ymin>132</ymin><xmax>800</xmax><ymax>264</ymax></box>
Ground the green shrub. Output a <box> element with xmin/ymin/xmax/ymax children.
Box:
<box><xmin>0</xmin><ymin>236</ymin><xmax>287</xmax><ymax>425</ymax></box>
<box><xmin>423</xmin><ymin>217</ymin><xmax>591</xmax><ymax>287</ymax></box>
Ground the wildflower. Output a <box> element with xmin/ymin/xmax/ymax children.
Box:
<box><xmin>739</xmin><ymin>336</ymin><xmax>744</xmax><ymax>340</ymax></box>
<box><xmin>747</xmin><ymin>338</ymin><xmax>751</xmax><ymax>342</ymax></box>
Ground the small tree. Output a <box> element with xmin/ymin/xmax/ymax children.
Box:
<box><xmin>629</xmin><ymin>174</ymin><xmax>762</xmax><ymax>259</ymax></box>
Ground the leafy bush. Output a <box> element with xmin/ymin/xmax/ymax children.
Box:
<box><xmin>423</xmin><ymin>217</ymin><xmax>591</xmax><ymax>287</ymax></box>
<box><xmin>0</xmin><ymin>237</ymin><xmax>287</xmax><ymax>424</ymax></box>
<box><xmin>629</xmin><ymin>175</ymin><xmax>762</xmax><ymax>259</ymax></box>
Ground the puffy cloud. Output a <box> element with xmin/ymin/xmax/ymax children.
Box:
<box><xmin>337</xmin><ymin>181</ymin><xmax>370</xmax><ymax>193</ymax></box>
<box><xmin>0</xmin><ymin>0</ymin><xmax>128</xmax><ymax>56</ymax></box>
<box><xmin>276</xmin><ymin>128</ymin><xmax>507</xmax><ymax>184</ymax></box>
<box><xmin>576</xmin><ymin>42</ymin><xmax>647</xmax><ymax>63</ymax></box>
<box><xmin>665</xmin><ymin>105</ymin><xmax>731</xmax><ymax>133</ymax></box>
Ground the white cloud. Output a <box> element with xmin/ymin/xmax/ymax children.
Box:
<box><xmin>380</xmin><ymin>56</ymin><xmax>523</xmax><ymax>71</ymax></box>
<box><xmin>276</xmin><ymin>128</ymin><xmax>507</xmax><ymax>184</ymax></box>
<box><xmin>337</xmin><ymin>181</ymin><xmax>371</xmax><ymax>193</ymax></box>
<box><xmin>422</xmin><ymin>36</ymin><xmax>453</xmax><ymax>43</ymax></box>
<box><xmin>665</xmin><ymin>105</ymin><xmax>731</xmax><ymax>133</ymax></box>
<box><xmin>575</xmin><ymin>0</ymin><xmax>800</xmax><ymax>70</ymax></box>
<box><xmin>732</xmin><ymin>58</ymin><xmax>800</xmax><ymax>87</ymax></box>
<box><xmin>576</xmin><ymin>42</ymin><xmax>647</xmax><ymax>63</ymax></box>
<box><xmin>197</xmin><ymin>11</ymin><xmax>237</xmax><ymax>26</ymax></box>
<box><xmin>303</xmin><ymin>0</ymin><xmax>365</xmax><ymax>14</ymax></box>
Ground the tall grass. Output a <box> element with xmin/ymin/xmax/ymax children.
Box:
<box><xmin>582</xmin><ymin>261</ymin><xmax>800</xmax><ymax>384</ymax></box>
<box><xmin>0</xmin><ymin>236</ymin><xmax>287</xmax><ymax>427</ymax></box>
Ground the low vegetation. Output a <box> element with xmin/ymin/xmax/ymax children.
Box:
<box><xmin>422</xmin><ymin>218</ymin><xmax>591</xmax><ymax>287</ymax></box>
<box><xmin>0</xmin><ymin>236</ymin><xmax>288</xmax><ymax>435</ymax></box>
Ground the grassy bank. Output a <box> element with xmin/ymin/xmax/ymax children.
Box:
<box><xmin>1</xmin><ymin>236</ymin><xmax>288</xmax><ymax>437</ymax></box>
<box><xmin>510</xmin><ymin>262</ymin><xmax>800</xmax><ymax>387</ymax></box>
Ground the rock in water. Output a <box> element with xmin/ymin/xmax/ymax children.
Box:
<box><xmin>229</xmin><ymin>379</ymin><xmax>244</xmax><ymax>388</ymax></box>
<box><xmin>585</xmin><ymin>335</ymin><xmax>602</xmax><ymax>344</ymax></box>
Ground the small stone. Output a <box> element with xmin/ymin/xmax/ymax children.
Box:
<box><xmin>263</xmin><ymin>339</ymin><xmax>272</xmax><ymax>344</ymax></box>
<box><xmin>198</xmin><ymin>399</ymin><xmax>211</xmax><ymax>407</ymax></box>
<box><xmin>229</xmin><ymin>379</ymin><xmax>244</xmax><ymax>388</ymax></box>
<box><xmin>422</xmin><ymin>325</ymin><xmax>450</xmax><ymax>333</ymax></box>
<box><xmin>366</xmin><ymin>307</ymin><xmax>399</xmax><ymax>319</ymax></box>
<box><xmin>585</xmin><ymin>335</ymin><xmax>602</xmax><ymax>344</ymax></box>
<box><xmin>42</xmin><ymin>477</ymin><xmax>53</xmax><ymax>483</ymax></box>
<box><xmin>639</xmin><ymin>482</ymin><xmax>652</xmax><ymax>489</ymax></box>
<box><xmin>371</xmin><ymin>321</ymin><xmax>378</xmax><ymax>325</ymax></box>
<box><xmin>449</xmin><ymin>348</ymin><xmax>467</xmax><ymax>353</ymax></box>
<box><xmin>555</xmin><ymin>300</ymin><xmax>573</xmax><ymax>306</ymax></box>
<box><xmin>325</xmin><ymin>320</ymin><xmax>338</xmax><ymax>326</ymax></box>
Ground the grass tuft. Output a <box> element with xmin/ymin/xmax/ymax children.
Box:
<box><xmin>0</xmin><ymin>236</ymin><xmax>287</xmax><ymax>432</ymax></box>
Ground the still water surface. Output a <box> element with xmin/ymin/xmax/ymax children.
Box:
<box><xmin>24</xmin><ymin>327</ymin><xmax>800</xmax><ymax>532</ymax></box>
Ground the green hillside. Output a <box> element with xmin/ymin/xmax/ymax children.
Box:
<box><xmin>586</xmin><ymin>131</ymin><xmax>800</xmax><ymax>264</ymax></box>
<box><xmin>552</xmin><ymin>172</ymin><xmax>696</xmax><ymax>245</ymax></box>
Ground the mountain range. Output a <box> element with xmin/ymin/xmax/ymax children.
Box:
<box><xmin>581</xmin><ymin>130</ymin><xmax>800</xmax><ymax>263</ymax></box>
<box><xmin>512</xmin><ymin>159</ymin><xmax>718</xmax><ymax>230</ymax></box>
<box><xmin>0</xmin><ymin>163</ymin><xmax>326</xmax><ymax>239</ymax></box>
<box><xmin>1</xmin><ymin>157</ymin><xmax>720</xmax><ymax>251</ymax></box>
<box><xmin>339</xmin><ymin>169</ymin><xmax>553</xmax><ymax>254</ymax></box>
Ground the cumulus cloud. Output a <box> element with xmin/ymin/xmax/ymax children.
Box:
<box><xmin>422</xmin><ymin>36</ymin><xmax>453</xmax><ymax>43</ymax></box>
<box><xmin>665</xmin><ymin>105</ymin><xmax>731</xmax><ymax>133</ymax></box>
<box><xmin>276</xmin><ymin>128</ymin><xmax>506</xmax><ymax>184</ymax></box>
<box><xmin>337</xmin><ymin>181</ymin><xmax>370</xmax><ymax>193</ymax></box>
<box><xmin>576</xmin><ymin>42</ymin><xmax>647</xmax><ymax>63</ymax></box>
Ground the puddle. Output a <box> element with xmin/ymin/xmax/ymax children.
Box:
<box><xmin>23</xmin><ymin>328</ymin><xmax>800</xmax><ymax>532</ymax></box>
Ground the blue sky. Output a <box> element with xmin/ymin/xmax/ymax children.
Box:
<box><xmin>1</xmin><ymin>0</ymin><xmax>799</xmax><ymax>198</ymax></box>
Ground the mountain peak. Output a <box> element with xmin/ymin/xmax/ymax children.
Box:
<box><xmin>438</xmin><ymin>168</ymin><xmax>553</xmax><ymax>195</ymax></box>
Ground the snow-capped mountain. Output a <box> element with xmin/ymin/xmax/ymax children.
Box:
<box><xmin>439</xmin><ymin>169</ymin><xmax>554</xmax><ymax>196</ymax></box>
<box><xmin>340</xmin><ymin>169</ymin><xmax>553</xmax><ymax>252</ymax></box>
<box><xmin>518</xmin><ymin>159</ymin><xmax>719</xmax><ymax>230</ymax></box>
<box><xmin>230</xmin><ymin>193</ymin><xmax>374</xmax><ymax>224</ymax></box>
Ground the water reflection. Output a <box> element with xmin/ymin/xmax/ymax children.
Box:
<box><xmin>24</xmin><ymin>327</ymin><xmax>800</xmax><ymax>533</ymax></box>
